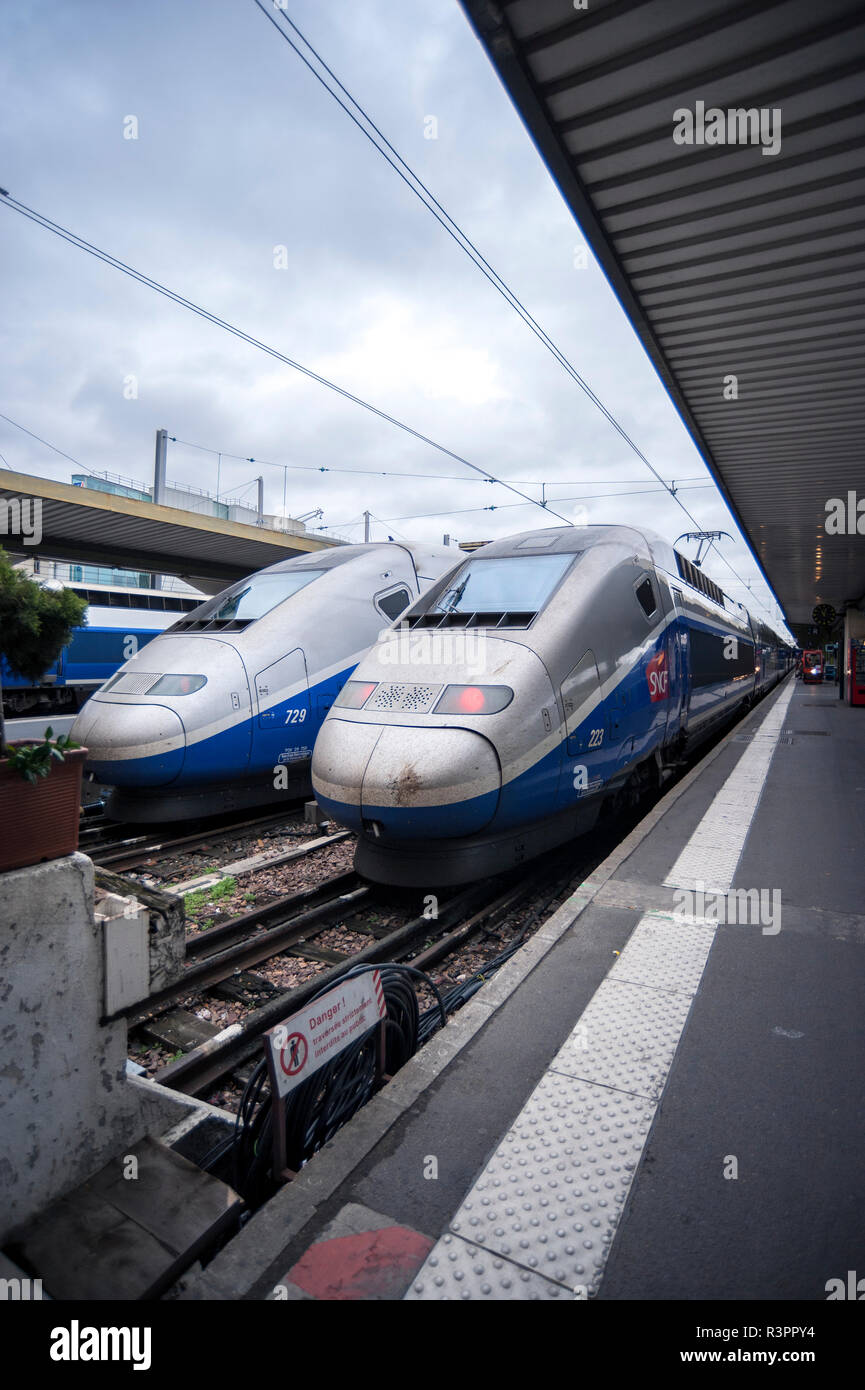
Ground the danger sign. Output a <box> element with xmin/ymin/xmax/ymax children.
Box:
<box><xmin>265</xmin><ymin>971</ymin><xmax>387</xmax><ymax>1099</ymax></box>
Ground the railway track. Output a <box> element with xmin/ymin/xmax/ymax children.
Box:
<box><xmin>108</xmin><ymin>684</ymin><xmax>796</xmax><ymax>1217</ymax></box>
<box><xmin>81</xmin><ymin>801</ymin><xmax>315</xmax><ymax>869</ymax></box>
<box><xmin>124</xmin><ymin>697</ymin><xmax>767</xmax><ymax>1111</ymax></box>
<box><xmin>125</xmin><ymin>850</ymin><xmax>588</xmax><ymax>1100</ymax></box>
<box><xmin>127</xmin><ymin>870</ymin><xmax>369</xmax><ymax>1028</ymax></box>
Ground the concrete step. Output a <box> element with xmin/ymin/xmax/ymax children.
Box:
<box><xmin>6</xmin><ymin>1136</ymin><xmax>242</xmax><ymax>1300</ymax></box>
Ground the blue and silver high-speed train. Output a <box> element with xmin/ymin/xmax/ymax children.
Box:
<box><xmin>72</xmin><ymin>542</ymin><xmax>457</xmax><ymax>821</ymax></box>
<box><xmin>311</xmin><ymin>525</ymin><xmax>795</xmax><ymax>885</ymax></box>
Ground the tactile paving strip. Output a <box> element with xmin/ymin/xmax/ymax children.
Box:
<box><xmin>406</xmin><ymin>910</ymin><xmax>719</xmax><ymax>1300</ymax></box>
<box><xmin>607</xmin><ymin>912</ymin><xmax>715</xmax><ymax>994</ymax></box>
<box><xmin>405</xmin><ymin>1233</ymin><xmax>572</xmax><ymax>1300</ymax></box>
<box><xmin>445</xmin><ymin>1072</ymin><xmax>655</xmax><ymax>1295</ymax></box>
<box><xmin>405</xmin><ymin>686</ymin><xmax>793</xmax><ymax>1300</ymax></box>
<box><xmin>550</xmin><ymin>978</ymin><xmax>693</xmax><ymax>1099</ymax></box>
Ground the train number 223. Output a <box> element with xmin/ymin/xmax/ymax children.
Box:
<box><xmin>587</xmin><ymin>728</ymin><xmax>604</xmax><ymax>747</ymax></box>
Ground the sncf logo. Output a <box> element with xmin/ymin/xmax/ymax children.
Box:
<box><xmin>647</xmin><ymin>650</ymin><xmax>669</xmax><ymax>702</ymax></box>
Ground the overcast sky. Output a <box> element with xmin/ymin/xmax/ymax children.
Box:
<box><xmin>0</xmin><ymin>0</ymin><xmax>786</xmax><ymax>628</ymax></box>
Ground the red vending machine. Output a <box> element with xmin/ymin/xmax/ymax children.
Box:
<box><xmin>847</xmin><ymin>640</ymin><xmax>865</xmax><ymax>706</ymax></box>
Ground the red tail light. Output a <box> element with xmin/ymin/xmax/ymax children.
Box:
<box><xmin>335</xmin><ymin>680</ymin><xmax>378</xmax><ymax>709</ymax></box>
<box><xmin>434</xmin><ymin>684</ymin><xmax>512</xmax><ymax>715</ymax></box>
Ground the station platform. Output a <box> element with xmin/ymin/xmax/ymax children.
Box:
<box><xmin>177</xmin><ymin>674</ymin><xmax>865</xmax><ymax>1302</ymax></box>
<box><xmin>5</xmin><ymin>714</ymin><xmax>76</xmax><ymax>741</ymax></box>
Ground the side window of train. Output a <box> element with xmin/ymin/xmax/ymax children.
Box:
<box><xmin>634</xmin><ymin>575</ymin><xmax>657</xmax><ymax>620</ymax></box>
<box><xmin>376</xmin><ymin>586</ymin><xmax>412</xmax><ymax>622</ymax></box>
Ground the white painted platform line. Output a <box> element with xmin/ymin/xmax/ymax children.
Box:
<box><xmin>406</xmin><ymin>689</ymin><xmax>793</xmax><ymax>1301</ymax></box>
<box><xmin>663</xmin><ymin>681</ymin><xmax>795</xmax><ymax>893</ymax></box>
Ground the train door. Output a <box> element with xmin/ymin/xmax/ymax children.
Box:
<box><xmin>252</xmin><ymin>647</ymin><xmax>311</xmax><ymax>772</ymax></box>
<box><xmin>609</xmin><ymin>569</ymin><xmax>667</xmax><ymax>769</ymax></box>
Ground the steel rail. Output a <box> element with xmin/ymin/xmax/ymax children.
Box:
<box><xmin>89</xmin><ymin>804</ymin><xmax>312</xmax><ymax>869</ymax></box>
<box><xmin>152</xmin><ymin>882</ymin><xmax>492</xmax><ymax>1095</ymax></box>
<box><xmin>122</xmin><ymin>877</ymin><xmax>372</xmax><ymax>1027</ymax></box>
<box><xmin>184</xmin><ymin>870</ymin><xmax>362</xmax><ymax>958</ymax></box>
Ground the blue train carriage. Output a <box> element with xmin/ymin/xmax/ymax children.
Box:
<box><xmin>1</xmin><ymin>580</ymin><xmax>201</xmax><ymax>717</ymax></box>
<box><xmin>71</xmin><ymin>542</ymin><xmax>458</xmax><ymax>821</ymax></box>
<box><xmin>311</xmin><ymin>524</ymin><xmax>794</xmax><ymax>886</ymax></box>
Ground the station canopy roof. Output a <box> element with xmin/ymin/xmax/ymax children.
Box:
<box><xmin>460</xmin><ymin>0</ymin><xmax>865</xmax><ymax>626</ymax></box>
<box><xmin>0</xmin><ymin>471</ymin><xmax>336</xmax><ymax>591</ymax></box>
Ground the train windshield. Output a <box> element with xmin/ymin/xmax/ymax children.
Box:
<box><xmin>185</xmin><ymin>570</ymin><xmax>323</xmax><ymax>624</ymax></box>
<box><xmin>429</xmin><ymin>553</ymin><xmax>575</xmax><ymax>615</ymax></box>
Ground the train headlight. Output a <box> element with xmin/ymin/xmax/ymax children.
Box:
<box><xmin>434</xmin><ymin>684</ymin><xmax>513</xmax><ymax>715</ymax></box>
<box><xmin>145</xmin><ymin>674</ymin><xmax>207</xmax><ymax>695</ymax></box>
<box><xmin>335</xmin><ymin>680</ymin><xmax>379</xmax><ymax>709</ymax></box>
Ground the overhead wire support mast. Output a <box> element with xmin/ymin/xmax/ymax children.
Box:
<box><xmin>249</xmin><ymin>2</ymin><xmax>780</xmax><ymax>624</ymax></box>
<box><xmin>0</xmin><ymin>190</ymin><xmax>569</xmax><ymax>526</ymax></box>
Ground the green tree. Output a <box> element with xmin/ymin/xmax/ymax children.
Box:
<box><xmin>0</xmin><ymin>547</ymin><xmax>88</xmax><ymax>755</ymax></box>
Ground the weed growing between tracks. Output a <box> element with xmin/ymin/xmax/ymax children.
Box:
<box><xmin>183</xmin><ymin>876</ymin><xmax>238</xmax><ymax>923</ymax></box>
<box><xmin>181</xmin><ymin>839</ymin><xmax>357</xmax><ymax>936</ymax></box>
<box><xmin>117</xmin><ymin>809</ymin><xmax>338</xmax><ymax>887</ymax></box>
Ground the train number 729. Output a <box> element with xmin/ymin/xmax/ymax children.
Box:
<box><xmin>284</xmin><ymin>708</ymin><xmax>307</xmax><ymax>724</ymax></box>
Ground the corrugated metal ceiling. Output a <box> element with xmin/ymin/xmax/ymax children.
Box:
<box><xmin>461</xmin><ymin>0</ymin><xmax>865</xmax><ymax>624</ymax></box>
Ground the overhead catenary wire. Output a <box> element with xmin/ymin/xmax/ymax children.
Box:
<box><xmin>0</xmin><ymin>192</ymin><xmax>570</xmax><ymax>526</ymax></box>
<box><xmin>0</xmin><ymin>190</ymin><xmax>777</xmax><ymax>620</ymax></box>
<box><xmin>169</xmin><ymin>433</ymin><xmax>712</xmax><ymax>522</ymax></box>
<box><xmin>0</xmin><ymin>410</ymin><xmax>103</xmax><ymax>478</ymax></box>
<box><xmin>249</xmin><ymin>3</ymin><xmax>783</xmax><ymax>626</ymax></box>
<box><xmin>250</xmin><ymin>0</ymin><xmax>681</xmax><ymax>487</ymax></box>
<box><xmin>0</xmin><ymin>411</ymin><xmax>711</xmax><ymax>532</ymax></box>
<box><xmin>167</xmin><ymin>432</ymin><xmax>707</xmax><ymax>490</ymax></box>
<box><xmin>321</xmin><ymin>483</ymin><xmax>716</xmax><ymax>529</ymax></box>
<box><xmin>169</xmin><ymin>433</ymin><xmax>499</xmax><ymax>484</ymax></box>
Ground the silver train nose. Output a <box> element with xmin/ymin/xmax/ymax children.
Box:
<box><xmin>72</xmin><ymin>699</ymin><xmax>185</xmax><ymax>786</ymax></box>
<box><xmin>313</xmin><ymin>718</ymin><xmax>501</xmax><ymax>837</ymax></box>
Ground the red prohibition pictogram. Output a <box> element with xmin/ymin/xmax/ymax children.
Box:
<box><xmin>279</xmin><ymin>1031</ymin><xmax>308</xmax><ymax>1077</ymax></box>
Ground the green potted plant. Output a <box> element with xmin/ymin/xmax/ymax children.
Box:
<box><xmin>0</xmin><ymin>546</ymin><xmax>89</xmax><ymax>872</ymax></box>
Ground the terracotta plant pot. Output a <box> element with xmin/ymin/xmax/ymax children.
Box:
<box><xmin>0</xmin><ymin>745</ymin><xmax>88</xmax><ymax>873</ymax></box>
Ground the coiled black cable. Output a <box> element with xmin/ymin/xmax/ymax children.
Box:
<box><xmin>207</xmin><ymin>893</ymin><xmax>575</xmax><ymax>1196</ymax></box>
<box><xmin>228</xmin><ymin>962</ymin><xmax>444</xmax><ymax>1206</ymax></box>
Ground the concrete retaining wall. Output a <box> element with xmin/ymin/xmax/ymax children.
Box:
<box><xmin>0</xmin><ymin>854</ymin><xmax>145</xmax><ymax>1241</ymax></box>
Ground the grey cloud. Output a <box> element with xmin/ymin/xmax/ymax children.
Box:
<box><xmin>0</xmin><ymin>0</ymin><xmax>779</xmax><ymax>621</ymax></box>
